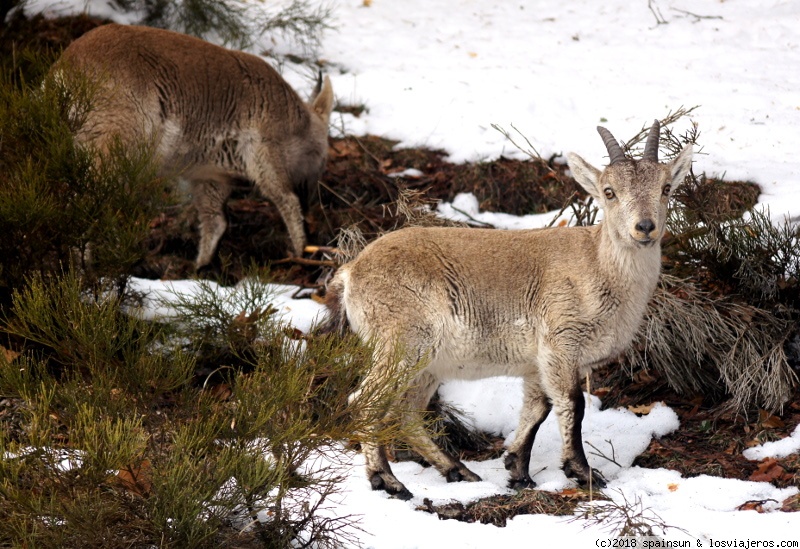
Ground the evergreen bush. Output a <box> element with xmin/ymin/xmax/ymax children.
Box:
<box><xmin>0</xmin><ymin>271</ymin><xmax>414</xmax><ymax>547</ymax></box>
<box><xmin>0</xmin><ymin>62</ymin><xmax>168</xmax><ymax>304</ymax></box>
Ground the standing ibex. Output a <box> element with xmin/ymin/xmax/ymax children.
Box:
<box><xmin>323</xmin><ymin>121</ymin><xmax>693</xmax><ymax>499</ymax></box>
<box><xmin>54</xmin><ymin>24</ymin><xmax>334</xmax><ymax>268</ymax></box>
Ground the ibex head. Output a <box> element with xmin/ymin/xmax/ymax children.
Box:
<box><xmin>566</xmin><ymin>120</ymin><xmax>693</xmax><ymax>248</ymax></box>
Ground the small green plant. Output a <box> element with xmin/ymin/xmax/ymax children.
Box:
<box><xmin>0</xmin><ymin>61</ymin><xmax>168</xmax><ymax>305</ymax></box>
<box><xmin>0</xmin><ymin>270</ymin><xmax>417</xmax><ymax>547</ymax></box>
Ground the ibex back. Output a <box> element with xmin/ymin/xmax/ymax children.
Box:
<box><xmin>323</xmin><ymin>121</ymin><xmax>693</xmax><ymax>499</ymax></box>
<box><xmin>54</xmin><ymin>24</ymin><xmax>334</xmax><ymax>267</ymax></box>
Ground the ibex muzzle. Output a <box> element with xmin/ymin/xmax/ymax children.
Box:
<box><xmin>54</xmin><ymin>24</ymin><xmax>334</xmax><ymax>268</ymax></box>
<box><xmin>323</xmin><ymin>121</ymin><xmax>693</xmax><ymax>499</ymax></box>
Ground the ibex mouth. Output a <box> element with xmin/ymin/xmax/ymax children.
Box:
<box><xmin>633</xmin><ymin>237</ymin><xmax>657</xmax><ymax>247</ymax></box>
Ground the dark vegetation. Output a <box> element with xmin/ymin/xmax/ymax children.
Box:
<box><xmin>1</xmin><ymin>7</ymin><xmax>799</xmax><ymax>545</ymax></box>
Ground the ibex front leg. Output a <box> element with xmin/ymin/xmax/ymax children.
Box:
<box><xmin>504</xmin><ymin>378</ymin><xmax>551</xmax><ymax>489</ymax></box>
<box><xmin>547</xmin><ymin>366</ymin><xmax>607</xmax><ymax>487</ymax></box>
<box><xmin>251</xmin><ymin>154</ymin><xmax>306</xmax><ymax>257</ymax></box>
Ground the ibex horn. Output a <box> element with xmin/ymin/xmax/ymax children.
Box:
<box><xmin>643</xmin><ymin>119</ymin><xmax>660</xmax><ymax>162</ymax></box>
<box><xmin>597</xmin><ymin>126</ymin><xmax>626</xmax><ymax>165</ymax></box>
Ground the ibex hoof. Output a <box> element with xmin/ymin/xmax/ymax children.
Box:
<box><xmin>563</xmin><ymin>463</ymin><xmax>607</xmax><ymax>488</ymax></box>
<box><xmin>503</xmin><ymin>452</ymin><xmax>519</xmax><ymax>471</ymax></box>
<box><xmin>508</xmin><ymin>477</ymin><xmax>536</xmax><ymax>490</ymax></box>
<box><xmin>445</xmin><ymin>467</ymin><xmax>481</xmax><ymax>483</ymax></box>
<box><xmin>370</xmin><ymin>472</ymin><xmax>413</xmax><ymax>500</ymax></box>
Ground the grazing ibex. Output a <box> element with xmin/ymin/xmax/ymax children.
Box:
<box><xmin>323</xmin><ymin>121</ymin><xmax>693</xmax><ymax>499</ymax></box>
<box><xmin>54</xmin><ymin>23</ymin><xmax>334</xmax><ymax>267</ymax></box>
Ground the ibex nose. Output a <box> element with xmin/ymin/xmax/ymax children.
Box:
<box><xmin>635</xmin><ymin>219</ymin><xmax>656</xmax><ymax>236</ymax></box>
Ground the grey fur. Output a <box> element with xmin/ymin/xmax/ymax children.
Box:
<box><xmin>54</xmin><ymin>24</ymin><xmax>334</xmax><ymax>267</ymax></box>
<box><xmin>324</xmin><ymin>126</ymin><xmax>693</xmax><ymax>499</ymax></box>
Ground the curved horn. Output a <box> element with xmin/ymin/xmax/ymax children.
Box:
<box><xmin>597</xmin><ymin>126</ymin><xmax>626</xmax><ymax>165</ymax></box>
<box><xmin>643</xmin><ymin>119</ymin><xmax>660</xmax><ymax>162</ymax></box>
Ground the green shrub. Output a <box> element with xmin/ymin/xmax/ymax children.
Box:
<box><xmin>0</xmin><ymin>61</ymin><xmax>168</xmax><ymax>304</ymax></box>
<box><xmin>0</xmin><ymin>272</ymin><xmax>415</xmax><ymax>547</ymax></box>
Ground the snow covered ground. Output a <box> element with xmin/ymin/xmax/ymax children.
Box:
<box><xmin>23</xmin><ymin>0</ymin><xmax>800</xmax><ymax>545</ymax></box>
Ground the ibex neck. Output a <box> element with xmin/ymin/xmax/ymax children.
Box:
<box><xmin>598</xmin><ymin>225</ymin><xmax>663</xmax><ymax>294</ymax></box>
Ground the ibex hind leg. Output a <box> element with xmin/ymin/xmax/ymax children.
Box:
<box><xmin>362</xmin><ymin>441</ymin><xmax>413</xmax><ymax>500</ymax></box>
<box><xmin>350</xmin><ymin>359</ymin><xmax>414</xmax><ymax>500</ymax></box>
<box><xmin>191</xmin><ymin>177</ymin><xmax>232</xmax><ymax>269</ymax></box>
<box><xmin>402</xmin><ymin>371</ymin><xmax>482</xmax><ymax>484</ymax></box>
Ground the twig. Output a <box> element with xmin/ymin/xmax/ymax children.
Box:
<box><xmin>671</xmin><ymin>8</ymin><xmax>723</xmax><ymax>22</ymax></box>
<box><xmin>303</xmin><ymin>245</ymin><xmax>341</xmax><ymax>255</ymax></box>
<box><xmin>648</xmin><ymin>0</ymin><xmax>668</xmax><ymax>25</ymax></box>
<box><xmin>449</xmin><ymin>206</ymin><xmax>495</xmax><ymax>228</ymax></box>
<box><xmin>318</xmin><ymin>179</ymin><xmax>382</xmax><ymax>231</ymax></box>
<box><xmin>586</xmin><ymin>439</ymin><xmax>623</xmax><ymax>468</ymax></box>
<box><xmin>491</xmin><ymin>123</ymin><xmax>556</xmax><ymax>175</ymax></box>
<box><xmin>622</xmin><ymin>106</ymin><xmax>700</xmax><ymax>153</ymax></box>
<box><xmin>546</xmin><ymin>192</ymin><xmax>578</xmax><ymax>228</ymax></box>
<box><xmin>273</xmin><ymin>256</ymin><xmax>338</xmax><ymax>268</ymax></box>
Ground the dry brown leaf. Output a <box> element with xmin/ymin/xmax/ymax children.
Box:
<box><xmin>209</xmin><ymin>383</ymin><xmax>232</xmax><ymax>402</ymax></box>
<box><xmin>628</xmin><ymin>402</ymin><xmax>659</xmax><ymax>415</ymax></box>
<box><xmin>736</xmin><ymin>499</ymin><xmax>774</xmax><ymax>513</ymax></box>
<box><xmin>667</xmin><ymin>483</ymin><xmax>679</xmax><ymax>492</ymax></box>
<box><xmin>780</xmin><ymin>493</ymin><xmax>800</xmax><ymax>512</ymax></box>
<box><xmin>1</xmin><ymin>346</ymin><xmax>20</xmax><ymax>363</ymax></box>
<box><xmin>749</xmin><ymin>458</ymin><xmax>785</xmax><ymax>483</ymax></box>
<box><xmin>758</xmin><ymin>409</ymin><xmax>785</xmax><ymax>429</ymax></box>
<box><xmin>632</xmin><ymin>370</ymin><xmax>658</xmax><ymax>385</ymax></box>
<box><xmin>116</xmin><ymin>460</ymin><xmax>152</xmax><ymax>497</ymax></box>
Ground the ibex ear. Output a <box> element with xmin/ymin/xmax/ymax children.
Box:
<box><xmin>567</xmin><ymin>152</ymin><xmax>603</xmax><ymax>202</ymax></box>
<box><xmin>669</xmin><ymin>145</ymin><xmax>693</xmax><ymax>190</ymax></box>
<box><xmin>311</xmin><ymin>75</ymin><xmax>334</xmax><ymax>123</ymax></box>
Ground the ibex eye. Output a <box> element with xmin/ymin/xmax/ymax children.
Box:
<box><xmin>604</xmin><ymin>188</ymin><xmax>615</xmax><ymax>200</ymax></box>
<box><xmin>662</xmin><ymin>184</ymin><xmax>671</xmax><ymax>196</ymax></box>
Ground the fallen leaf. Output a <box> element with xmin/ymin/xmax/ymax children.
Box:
<box><xmin>632</xmin><ymin>370</ymin><xmax>658</xmax><ymax>385</ymax></box>
<box><xmin>1</xmin><ymin>346</ymin><xmax>20</xmax><ymax>363</ymax></box>
<box><xmin>628</xmin><ymin>402</ymin><xmax>660</xmax><ymax>415</ymax></box>
<box><xmin>667</xmin><ymin>483</ymin><xmax>679</xmax><ymax>492</ymax></box>
<box><xmin>758</xmin><ymin>409</ymin><xmax>785</xmax><ymax>429</ymax></box>
<box><xmin>749</xmin><ymin>458</ymin><xmax>785</xmax><ymax>483</ymax></box>
<box><xmin>736</xmin><ymin>499</ymin><xmax>776</xmax><ymax>513</ymax></box>
<box><xmin>780</xmin><ymin>493</ymin><xmax>800</xmax><ymax>512</ymax></box>
<box><xmin>116</xmin><ymin>460</ymin><xmax>152</xmax><ymax>497</ymax></box>
<box><xmin>209</xmin><ymin>383</ymin><xmax>232</xmax><ymax>402</ymax></box>
<box><xmin>362</xmin><ymin>0</ymin><xmax>372</xmax><ymax>6</ymax></box>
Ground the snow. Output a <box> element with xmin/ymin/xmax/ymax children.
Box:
<box><xmin>21</xmin><ymin>0</ymin><xmax>800</xmax><ymax>545</ymax></box>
